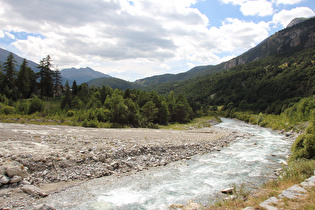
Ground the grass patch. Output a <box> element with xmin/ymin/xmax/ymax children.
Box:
<box><xmin>206</xmin><ymin>159</ymin><xmax>315</xmax><ymax>209</ymax></box>
<box><xmin>159</xmin><ymin>116</ymin><xmax>219</xmax><ymax>130</ymax></box>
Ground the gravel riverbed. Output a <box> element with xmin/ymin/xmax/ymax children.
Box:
<box><xmin>0</xmin><ymin>121</ymin><xmax>241</xmax><ymax>209</ymax></box>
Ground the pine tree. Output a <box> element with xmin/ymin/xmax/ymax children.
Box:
<box><xmin>17</xmin><ymin>59</ymin><xmax>36</xmax><ymax>98</ymax></box>
<box><xmin>61</xmin><ymin>81</ymin><xmax>72</xmax><ymax>109</ymax></box>
<box><xmin>3</xmin><ymin>53</ymin><xmax>17</xmax><ymax>99</ymax></box>
<box><xmin>71</xmin><ymin>80</ymin><xmax>78</xmax><ymax>96</ymax></box>
<box><xmin>53</xmin><ymin>68</ymin><xmax>62</xmax><ymax>98</ymax></box>
<box><xmin>37</xmin><ymin>55</ymin><xmax>54</xmax><ymax>98</ymax></box>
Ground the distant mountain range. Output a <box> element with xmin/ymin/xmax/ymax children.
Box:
<box><xmin>0</xmin><ymin>48</ymin><xmax>112</xmax><ymax>85</ymax></box>
<box><xmin>60</xmin><ymin>67</ymin><xmax>111</xmax><ymax>85</ymax></box>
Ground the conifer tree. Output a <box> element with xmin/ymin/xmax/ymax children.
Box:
<box><xmin>53</xmin><ymin>68</ymin><xmax>62</xmax><ymax>98</ymax></box>
<box><xmin>71</xmin><ymin>80</ymin><xmax>78</xmax><ymax>96</ymax></box>
<box><xmin>17</xmin><ymin>59</ymin><xmax>36</xmax><ymax>98</ymax></box>
<box><xmin>3</xmin><ymin>53</ymin><xmax>17</xmax><ymax>99</ymax></box>
<box><xmin>37</xmin><ymin>55</ymin><xmax>54</xmax><ymax>98</ymax></box>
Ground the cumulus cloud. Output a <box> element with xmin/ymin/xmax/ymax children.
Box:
<box><xmin>276</xmin><ymin>0</ymin><xmax>303</xmax><ymax>5</ymax></box>
<box><xmin>273</xmin><ymin>7</ymin><xmax>315</xmax><ymax>27</ymax></box>
<box><xmin>0</xmin><ymin>30</ymin><xmax>4</xmax><ymax>38</ymax></box>
<box><xmin>240</xmin><ymin>0</ymin><xmax>274</xmax><ymax>16</ymax></box>
<box><xmin>0</xmin><ymin>0</ymin><xmax>273</xmax><ymax>80</ymax></box>
<box><xmin>221</xmin><ymin>0</ymin><xmax>274</xmax><ymax>16</ymax></box>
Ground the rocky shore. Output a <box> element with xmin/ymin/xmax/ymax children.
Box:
<box><xmin>0</xmin><ymin>121</ymin><xmax>240</xmax><ymax>209</ymax></box>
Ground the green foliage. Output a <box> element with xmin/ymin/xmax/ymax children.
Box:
<box><xmin>280</xmin><ymin>159</ymin><xmax>315</xmax><ymax>182</ymax></box>
<box><xmin>2</xmin><ymin>106</ymin><xmax>15</xmax><ymax>115</ymax></box>
<box><xmin>28</xmin><ymin>97</ymin><xmax>43</xmax><ymax>114</ymax></box>
<box><xmin>291</xmin><ymin>122</ymin><xmax>315</xmax><ymax>160</ymax></box>
<box><xmin>66</xmin><ymin>110</ymin><xmax>75</xmax><ymax>117</ymax></box>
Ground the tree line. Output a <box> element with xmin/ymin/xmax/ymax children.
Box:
<box><xmin>0</xmin><ymin>54</ymin><xmax>62</xmax><ymax>100</ymax></box>
<box><xmin>0</xmin><ymin>53</ymin><xmax>193</xmax><ymax>127</ymax></box>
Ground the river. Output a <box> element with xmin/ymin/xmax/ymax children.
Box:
<box><xmin>40</xmin><ymin>118</ymin><xmax>293</xmax><ymax>209</ymax></box>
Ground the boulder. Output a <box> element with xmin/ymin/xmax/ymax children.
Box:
<box><xmin>221</xmin><ymin>187</ymin><xmax>234</xmax><ymax>194</ymax></box>
<box><xmin>300</xmin><ymin>175</ymin><xmax>315</xmax><ymax>189</ymax></box>
<box><xmin>259</xmin><ymin>196</ymin><xmax>279</xmax><ymax>210</ymax></box>
<box><xmin>21</xmin><ymin>184</ymin><xmax>48</xmax><ymax>197</ymax></box>
<box><xmin>9</xmin><ymin>175</ymin><xmax>23</xmax><ymax>183</ymax></box>
<box><xmin>34</xmin><ymin>204</ymin><xmax>56</xmax><ymax>210</ymax></box>
<box><xmin>183</xmin><ymin>202</ymin><xmax>202</xmax><ymax>210</ymax></box>
<box><xmin>0</xmin><ymin>175</ymin><xmax>10</xmax><ymax>184</ymax></box>
<box><xmin>5</xmin><ymin>164</ymin><xmax>29</xmax><ymax>178</ymax></box>
<box><xmin>279</xmin><ymin>184</ymin><xmax>308</xmax><ymax>199</ymax></box>
<box><xmin>169</xmin><ymin>203</ymin><xmax>184</xmax><ymax>209</ymax></box>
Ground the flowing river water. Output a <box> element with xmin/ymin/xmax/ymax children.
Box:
<box><xmin>41</xmin><ymin>118</ymin><xmax>294</xmax><ymax>209</ymax></box>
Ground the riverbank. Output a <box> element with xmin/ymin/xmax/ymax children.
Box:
<box><xmin>0</xmin><ymin>120</ymin><xmax>239</xmax><ymax>209</ymax></box>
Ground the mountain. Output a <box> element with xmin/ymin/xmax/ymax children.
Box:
<box><xmin>135</xmin><ymin>65</ymin><xmax>213</xmax><ymax>86</ymax></box>
<box><xmin>87</xmin><ymin>77</ymin><xmax>143</xmax><ymax>90</ymax></box>
<box><xmin>0</xmin><ymin>48</ymin><xmax>39</xmax><ymax>72</ymax></box>
<box><xmin>223</xmin><ymin>16</ymin><xmax>315</xmax><ymax>70</ymax></box>
<box><xmin>60</xmin><ymin>67</ymin><xmax>111</xmax><ymax>85</ymax></box>
<box><xmin>146</xmin><ymin>17</ymin><xmax>315</xmax><ymax>113</ymax></box>
<box><xmin>286</xmin><ymin>17</ymin><xmax>308</xmax><ymax>28</ymax></box>
<box><xmin>137</xmin><ymin>17</ymin><xmax>315</xmax><ymax>87</ymax></box>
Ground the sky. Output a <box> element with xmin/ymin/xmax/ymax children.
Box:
<box><xmin>0</xmin><ymin>0</ymin><xmax>314</xmax><ymax>81</ymax></box>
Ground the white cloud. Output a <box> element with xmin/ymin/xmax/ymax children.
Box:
<box><xmin>221</xmin><ymin>0</ymin><xmax>274</xmax><ymax>17</ymax></box>
<box><xmin>273</xmin><ymin>7</ymin><xmax>315</xmax><ymax>27</ymax></box>
<box><xmin>0</xmin><ymin>0</ymin><xmax>272</xmax><ymax>80</ymax></box>
<box><xmin>240</xmin><ymin>0</ymin><xmax>274</xmax><ymax>16</ymax></box>
<box><xmin>276</xmin><ymin>0</ymin><xmax>303</xmax><ymax>5</ymax></box>
<box><xmin>0</xmin><ymin>30</ymin><xmax>4</xmax><ymax>38</ymax></box>
<box><xmin>4</xmin><ymin>31</ymin><xmax>15</xmax><ymax>40</ymax></box>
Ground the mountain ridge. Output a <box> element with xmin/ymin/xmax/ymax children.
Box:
<box><xmin>61</xmin><ymin>67</ymin><xmax>111</xmax><ymax>85</ymax></box>
<box><xmin>134</xmin><ymin>16</ymin><xmax>315</xmax><ymax>87</ymax></box>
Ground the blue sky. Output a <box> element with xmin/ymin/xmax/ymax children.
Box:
<box><xmin>0</xmin><ymin>0</ymin><xmax>314</xmax><ymax>81</ymax></box>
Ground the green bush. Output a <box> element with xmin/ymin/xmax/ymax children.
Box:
<box><xmin>291</xmin><ymin>133</ymin><xmax>315</xmax><ymax>160</ymax></box>
<box><xmin>28</xmin><ymin>97</ymin><xmax>43</xmax><ymax>114</ymax></box>
<box><xmin>16</xmin><ymin>101</ymin><xmax>29</xmax><ymax>114</ymax></box>
<box><xmin>66</xmin><ymin>110</ymin><xmax>75</xmax><ymax>117</ymax></box>
<box><xmin>82</xmin><ymin>119</ymin><xmax>99</xmax><ymax>128</ymax></box>
<box><xmin>2</xmin><ymin>106</ymin><xmax>15</xmax><ymax>115</ymax></box>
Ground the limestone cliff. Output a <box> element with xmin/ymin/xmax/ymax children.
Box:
<box><xmin>224</xmin><ymin>17</ymin><xmax>315</xmax><ymax>70</ymax></box>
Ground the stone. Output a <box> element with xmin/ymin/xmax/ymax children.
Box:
<box><xmin>5</xmin><ymin>164</ymin><xmax>29</xmax><ymax>178</ymax></box>
<box><xmin>243</xmin><ymin>207</ymin><xmax>255</xmax><ymax>210</ymax></box>
<box><xmin>300</xmin><ymin>175</ymin><xmax>315</xmax><ymax>189</ymax></box>
<box><xmin>111</xmin><ymin>162</ymin><xmax>120</xmax><ymax>170</ymax></box>
<box><xmin>0</xmin><ymin>175</ymin><xmax>10</xmax><ymax>184</ymax></box>
<box><xmin>279</xmin><ymin>184</ymin><xmax>308</xmax><ymax>199</ymax></box>
<box><xmin>183</xmin><ymin>202</ymin><xmax>202</xmax><ymax>210</ymax></box>
<box><xmin>9</xmin><ymin>175</ymin><xmax>23</xmax><ymax>183</ymax></box>
<box><xmin>34</xmin><ymin>204</ymin><xmax>56</xmax><ymax>210</ymax></box>
<box><xmin>21</xmin><ymin>184</ymin><xmax>48</xmax><ymax>197</ymax></box>
<box><xmin>169</xmin><ymin>203</ymin><xmax>184</xmax><ymax>209</ymax></box>
<box><xmin>259</xmin><ymin>196</ymin><xmax>279</xmax><ymax>210</ymax></box>
<box><xmin>221</xmin><ymin>187</ymin><xmax>234</xmax><ymax>194</ymax></box>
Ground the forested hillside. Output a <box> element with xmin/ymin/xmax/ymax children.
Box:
<box><xmin>87</xmin><ymin>77</ymin><xmax>143</xmax><ymax>90</ymax></box>
<box><xmin>152</xmin><ymin>46</ymin><xmax>315</xmax><ymax>114</ymax></box>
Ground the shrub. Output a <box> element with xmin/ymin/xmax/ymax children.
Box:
<box><xmin>28</xmin><ymin>97</ymin><xmax>43</xmax><ymax>114</ymax></box>
<box><xmin>66</xmin><ymin>110</ymin><xmax>75</xmax><ymax>117</ymax></box>
<box><xmin>2</xmin><ymin>106</ymin><xmax>15</xmax><ymax>115</ymax></box>
<box><xmin>291</xmin><ymin>133</ymin><xmax>315</xmax><ymax>160</ymax></box>
<box><xmin>16</xmin><ymin>101</ymin><xmax>29</xmax><ymax>114</ymax></box>
<box><xmin>82</xmin><ymin>119</ymin><xmax>99</xmax><ymax>128</ymax></box>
